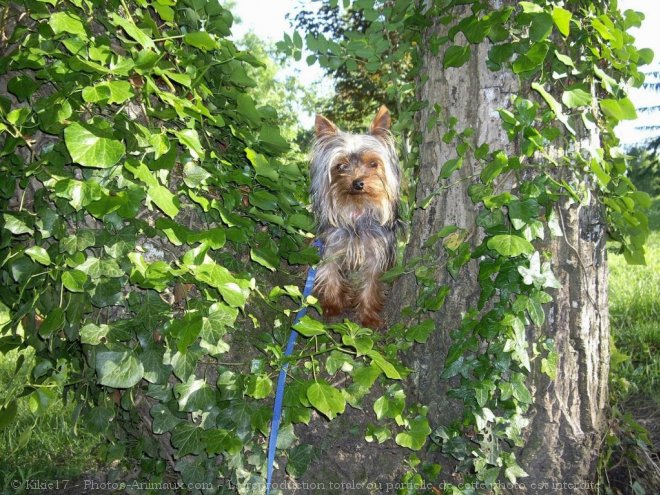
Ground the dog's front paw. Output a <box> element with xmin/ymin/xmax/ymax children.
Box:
<box><xmin>360</xmin><ymin>312</ymin><xmax>384</xmax><ymax>330</ymax></box>
<box><xmin>321</xmin><ymin>301</ymin><xmax>343</xmax><ymax>318</ymax></box>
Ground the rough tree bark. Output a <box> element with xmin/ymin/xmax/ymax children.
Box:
<box><xmin>287</xmin><ymin>3</ymin><xmax>609</xmax><ymax>494</ymax></box>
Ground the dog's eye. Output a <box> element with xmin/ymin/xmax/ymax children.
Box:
<box><xmin>368</xmin><ymin>161</ymin><xmax>379</xmax><ymax>169</ymax></box>
<box><xmin>336</xmin><ymin>162</ymin><xmax>348</xmax><ymax>172</ymax></box>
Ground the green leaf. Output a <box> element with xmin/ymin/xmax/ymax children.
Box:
<box><xmin>109</xmin><ymin>13</ymin><xmax>156</xmax><ymax>50</ymax></box>
<box><xmin>286</xmin><ymin>444</ymin><xmax>316</xmax><ymax>478</ymax></box>
<box><xmin>351</xmin><ymin>364</ymin><xmax>381</xmax><ymax>388</ymax></box>
<box><xmin>174</xmin><ymin>129</ymin><xmax>205</xmax><ymax>160</ymax></box>
<box><xmin>39</xmin><ymin>308</ymin><xmax>65</xmax><ymax>338</ymax></box>
<box><xmin>406</xmin><ymin>319</ymin><xmax>435</xmax><ymax>343</ymax></box>
<box><xmin>541</xmin><ymin>350</ymin><xmax>558</xmax><ymax>379</ymax></box>
<box><xmin>0</xmin><ymin>401</ymin><xmax>18</xmax><ymax>429</ymax></box>
<box><xmin>62</xmin><ymin>270</ymin><xmax>88</xmax><ymax>292</ymax></box>
<box><xmin>307</xmin><ymin>381</ymin><xmax>345</xmax><ymax>420</ymax></box>
<box><xmin>552</xmin><ymin>6</ymin><xmax>572</xmax><ymax>37</ymax></box>
<box><xmin>95</xmin><ymin>350</ymin><xmax>144</xmax><ymax>388</ymax></box>
<box><xmin>171</xmin><ymin>423</ymin><xmax>204</xmax><ymax>456</ymax></box>
<box><xmin>174</xmin><ymin>376</ymin><xmax>216</xmax><ymax>412</ymax></box>
<box><xmin>395</xmin><ymin>416</ymin><xmax>431</xmax><ymax>451</ymax></box>
<box><xmin>443</xmin><ymin>45</ymin><xmax>471</xmax><ymax>68</ymax></box>
<box><xmin>487</xmin><ymin>235</ymin><xmax>534</xmax><ymax>257</ymax></box>
<box><xmin>7</xmin><ymin>76</ymin><xmax>39</xmax><ymax>102</ymax></box>
<box><xmin>150</xmin><ymin>404</ymin><xmax>182</xmax><ymax>434</ymax></box>
<box><xmin>373</xmin><ymin>385</ymin><xmax>405</xmax><ymax>420</ymax></box>
<box><xmin>3</xmin><ymin>213</ymin><xmax>33</xmax><ymax>235</ymax></box>
<box><xmin>204</xmin><ymin>428</ymin><xmax>242</xmax><ymax>455</ymax></box>
<box><xmin>184</xmin><ymin>31</ymin><xmax>218</xmax><ymax>51</ymax></box>
<box><xmin>562</xmin><ymin>88</ymin><xmax>592</xmax><ymax>108</ymax></box>
<box><xmin>439</xmin><ymin>158</ymin><xmax>463</xmax><ymax>179</ymax></box>
<box><xmin>341</xmin><ymin>334</ymin><xmax>373</xmax><ymax>356</ymax></box>
<box><xmin>82</xmin><ymin>81</ymin><xmax>134</xmax><ymax>105</ymax></box>
<box><xmin>49</xmin><ymin>11</ymin><xmax>87</xmax><ymax>38</ymax></box>
<box><xmin>25</xmin><ymin>246</ymin><xmax>51</xmax><ymax>266</ymax></box>
<box><xmin>531</xmin><ymin>82</ymin><xmax>575</xmax><ymax>134</ymax></box>
<box><xmin>600</xmin><ymin>98</ymin><xmax>637</xmax><ymax>121</ymax></box>
<box><xmin>246</xmin><ymin>148</ymin><xmax>278</xmax><ymax>180</ymax></box>
<box><xmin>293</xmin><ymin>316</ymin><xmax>326</xmax><ymax>337</ymax></box>
<box><xmin>147</xmin><ymin>184</ymin><xmax>180</xmax><ymax>218</ymax></box>
<box><xmin>366</xmin><ymin>350</ymin><xmax>401</xmax><ymax>379</ymax></box>
<box><xmin>530</xmin><ymin>13</ymin><xmax>553</xmax><ymax>42</ymax></box>
<box><xmin>80</xmin><ymin>323</ymin><xmax>110</xmax><ymax>345</ymax></box>
<box><xmin>64</xmin><ymin>122</ymin><xmax>125</xmax><ymax>168</ymax></box>
<box><xmin>246</xmin><ymin>374</ymin><xmax>273</xmax><ymax>399</ymax></box>
<box><xmin>504</xmin><ymin>463</ymin><xmax>528</xmax><ymax>483</ymax></box>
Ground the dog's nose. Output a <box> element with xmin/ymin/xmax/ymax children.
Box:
<box><xmin>352</xmin><ymin>179</ymin><xmax>365</xmax><ymax>191</ymax></box>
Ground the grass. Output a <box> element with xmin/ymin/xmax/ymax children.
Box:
<box><xmin>603</xmin><ymin>197</ymin><xmax>660</xmax><ymax>493</ymax></box>
<box><xmin>608</xmin><ymin>199</ymin><xmax>660</xmax><ymax>402</ymax></box>
<box><xmin>0</xmin><ymin>348</ymin><xmax>102</xmax><ymax>492</ymax></box>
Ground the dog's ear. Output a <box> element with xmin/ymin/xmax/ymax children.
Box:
<box><xmin>315</xmin><ymin>114</ymin><xmax>338</xmax><ymax>138</ymax></box>
<box><xmin>370</xmin><ymin>105</ymin><xmax>391</xmax><ymax>136</ymax></box>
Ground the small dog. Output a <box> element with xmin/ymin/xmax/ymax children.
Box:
<box><xmin>310</xmin><ymin>106</ymin><xmax>401</xmax><ymax>329</ymax></box>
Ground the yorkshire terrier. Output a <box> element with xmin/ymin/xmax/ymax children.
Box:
<box><xmin>310</xmin><ymin>106</ymin><xmax>401</xmax><ymax>329</ymax></box>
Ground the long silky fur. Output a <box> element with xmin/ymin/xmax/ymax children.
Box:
<box><xmin>309</xmin><ymin>115</ymin><xmax>401</xmax><ymax>328</ymax></box>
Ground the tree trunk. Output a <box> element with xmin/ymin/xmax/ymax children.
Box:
<box><xmin>389</xmin><ymin>4</ymin><xmax>610</xmax><ymax>492</ymax></box>
<box><xmin>287</xmin><ymin>4</ymin><xmax>609</xmax><ymax>493</ymax></box>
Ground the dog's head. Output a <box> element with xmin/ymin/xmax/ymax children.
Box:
<box><xmin>310</xmin><ymin>106</ymin><xmax>400</xmax><ymax>228</ymax></box>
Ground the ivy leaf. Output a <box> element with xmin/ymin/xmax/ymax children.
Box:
<box><xmin>62</xmin><ymin>270</ymin><xmax>88</xmax><ymax>292</ymax></box>
<box><xmin>351</xmin><ymin>364</ymin><xmax>381</xmax><ymax>388</ymax></box>
<box><xmin>541</xmin><ymin>350</ymin><xmax>559</xmax><ymax>379</ymax></box>
<box><xmin>49</xmin><ymin>11</ymin><xmax>88</xmax><ymax>38</ymax></box>
<box><xmin>562</xmin><ymin>88</ymin><xmax>592</xmax><ymax>108</ymax></box>
<box><xmin>82</xmin><ymin>81</ymin><xmax>134</xmax><ymax>104</ymax></box>
<box><xmin>373</xmin><ymin>385</ymin><xmax>405</xmax><ymax>420</ymax></box>
<box><xmin>150</xmin><ymin>404</ymin><xmax>182</xmax><ymax>434</ymax></box>
<box><xmin>245</xmin><ymin>374</ymin><xmax>273</xmax><ymax>399</ymax></box>
<box><xmin>552</xmin><ymin>7</ymin><xmax>572</xmax><ymax>37</ymax></box>
<box><xmin>286</xmin><ymin>444</ymin><xmax>317</xmax><ymax>478</ymax></box>
<box><xmin>530</xmin><ymin>13</ymin><xmax>553</xmax><ymax>42</ymax></box>
<box><xmin>80</xmin><ymin>323</ymin><xmax>110</xmax><ymax>345</ymax></box>
<box><xmin>109</xmin><ymin>13</ymin><xmax>156</xmax><ymax>50</ymax></box>
<box><xmin>443</xmin><ymin>45</ymin><xmax>471</xmax><ymax>68</ymax></box>
<box><xmin>171</xmin><ymin>423</ymin><xmax>204</xmax><ymax>456</ymax></box>
<box><xmin>600</xmin><ymin>97</ymin><xmax>637</xmax><ymax>121</ymax></box>
<box><xmin>517</xmin><ymin>252</ymin><xmax>561</xmax><ymax>289</ymax></box>
<box><xmin>174</xmin><ymin>376</ymin><xmax>216</xmax><ymax>412</ymax></box>
<box><xmin>204</xmin><ymin>428</ymin><xmax>242</xmax><ymax>455</ymax></box>
<box><xmin>504</xmin><ymin>463</ymin><xmax>529</xmax><ymax>484</ymax></box>
<box><xmin>7</xmin><ymin>76</ymin><xmax>39</xmax><ymax>102</ymax></box>
<box><xmin>406</xmin><ymin>318</ymin><xmax>435</xmax><ymax>343</ymax></box>
<box><xmin>3</xmin><ymin>213</ymin><xmax>33</xmax><ymax>235</ymax></box>
<box><xmin>64</xmin><ymin>121</ymin><xmax>125</xmax><ymax>168</ymax></box>
<box><xmin>25</xmin><ymin>246</ymin><xmax>51</xmax><ymax>266</ymax></box>
<box><xmin>174</xmin><ymin>129</ymin><xmax>205</xmax><ymax>160</ymax></box>
<box><xmin>293</xmin><ymin>316</ymin><xmax>326</xmax><ymax>337</ymax></box>
<box><xmin>366</xmin><ymin>350</ymin><xmax>401</xmax><ymax>379</ymax></box>
<box><xmin>306</xmin><ymin>381</ymin><xmax>346</xmax><ymax>420</ymax></box>
<box><xmin>184</xmin><ymin>31</ymin><xmax>218</xmax><ymax>51</ymax></box>
<box><xmin>95</xmin><ymin>349</ymin><xmax>144</xmax><ymax>388</ymax></box>
<box><xmin>395</xmin><ymin>416</ymin><xmax>431</xmax><ymax>451</ymax></box>
<box><xmin>487</xmin><ymin>235</ymin><xmax>534</xmax><ymax>257</ymax></box>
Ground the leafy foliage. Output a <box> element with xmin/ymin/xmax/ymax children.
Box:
<box><xmin>280</xmin><ymin>0</ymin><xmax>653</xmax><ymax>491</ymax></box>
<box><xmin>1</xmin><ymin>0</ymin><xmax>654</xmax><ymax>493</ymax></box>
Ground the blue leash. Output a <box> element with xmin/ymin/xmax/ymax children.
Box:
<box><xmin>266</xmin><ymin>240</ymin><xmax>322</xmax><ymax>494</ymax></box>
